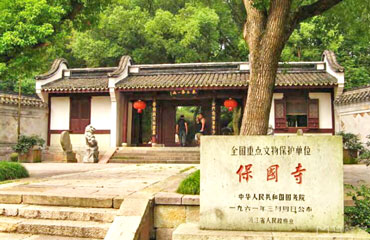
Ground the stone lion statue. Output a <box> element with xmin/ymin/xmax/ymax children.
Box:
<box><xmin>83</xmin><ymin>125</ymin><xmax>99</xmax><ymax>163</ymax></box>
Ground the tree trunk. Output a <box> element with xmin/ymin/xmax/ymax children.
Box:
<box><xmin>240</xmin><ymin>0</ymin><xmax>292</xmax><ymax>135</ymax></box>
<box><xmin>240</xmin><ymin>54</ymin><xmax>280</xmax><ymax>135</ymax></box>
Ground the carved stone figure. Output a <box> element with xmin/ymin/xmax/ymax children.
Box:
<box><xmin>60</xmin><ymin>131</ymin><xmax>77</xmax><ymax>162</ymax></box>
<box><xmin>83</xmin><ymin>125</ymin><xmax>99</xmax><ymax>163</ymax></box>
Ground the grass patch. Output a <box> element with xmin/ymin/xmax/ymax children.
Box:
<box><xmin>177</xmin><ymin>170</ymin><xmax>200</xmax><ymax>195</ymax></box>
<box><xmin>0</xmin><ymin>162</ymin><xmax>29</xmax><ymax>182</ymax></box>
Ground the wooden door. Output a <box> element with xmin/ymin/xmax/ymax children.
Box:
<box><xmin>161</xmin><ymin>103</ymin><xmax>176</xmax><ymax>146</ymax></box>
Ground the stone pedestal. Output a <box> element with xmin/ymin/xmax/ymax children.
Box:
<box><xmin>83</xmin><ymin>148</ymin><xmax>98</xmax><ymax>163</ymax></box>
<box><xmin>173</xmin><ymin>223</ymin><xmax>369</xmax><ymax>240</ymax></box>
<box><xmin>64</xmin><ymin>151</ymin><xmax>77</xmax><ymax>163</ymax></box>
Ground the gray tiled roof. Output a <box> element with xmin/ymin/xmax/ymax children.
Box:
<box><xmin>115</xmin><ymin>71</ymin><xmax>337</xmax><ymax>90</ymax></box>
<box><xmin>0</xmin><ymin>93</ymin><xmax>46</xmax><ymax>108</ymax></box>
<box><xmin>40</xmin><ymin>63</ymin><xmax>338</xmax><ymax>91</ymax></box>
<box><xmin>335</xmin><ymin>85</ymin><xmax>370</xmax><ymax>104</ymax></box>
<box><xmin>42</xmin><ymin>77</ymin><xmax>109</xmax><ymax>92</ymax></box>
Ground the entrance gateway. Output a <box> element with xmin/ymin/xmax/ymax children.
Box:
<box><xmin>36</xmin><ymin>50</ymin><xmax>343</xmax><ymax>149</ymax></box>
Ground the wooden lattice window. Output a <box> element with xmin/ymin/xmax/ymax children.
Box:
<box><xmin>275</xmin><ymin>100</ymin><xmax>286</xmax><ymax>129</ymax></box>
<box><xmin>70</xmin><ymin>96</ymin><xmax>91</xmax><ymax>133</ymax></box>
<box><xmin>274</xmin><ymin>95</ymin><xmax>320</xmax><ymax>130</ymax></box>
<box><xmin>308</xmin><ymin>99</ymin><xmax>319</xmax><ymax>129</ymax></box>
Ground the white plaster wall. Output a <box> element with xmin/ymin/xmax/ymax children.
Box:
<box><xmin>269</xmin><ymin>93</ymin><xmax>284</xmax><ymax>128</ymax></box>
<box><xmin>50</xmin><ymin>133</ymin><xmax>111</xmax><ymax>148</ymax></box>
<box><xmin>91</xmin><ymin>96</ymin><xmax>111</xmax><ymax>130</ymax></box>
<box><xmin>50</xmin><ymin>97</ymin><xmax>70</xmax><ymax>130</ymax></box>
<box><xmin>309</xmin><ymin>92</ymin><xmax>332</xmax><ymax>129</ymax></box>
<box><xmin>336</xmin><ymin>101</ymin><xmax>370</xmax><ymax>146</ymax></box>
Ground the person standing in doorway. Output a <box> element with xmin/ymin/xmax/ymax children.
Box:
<box><xmin>195</xmin><ymin>113</ymin><xmax>206</xmax><ymax>145</ymax></box>
<box><xmin>176</xmin><ymin>115</ymin><xmax>188</xmax><ymax>147</ymax></box>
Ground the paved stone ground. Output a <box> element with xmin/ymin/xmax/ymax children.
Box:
<box><xmin>0</xmin><ymin>163</ymin><xmax>367</xmax><ymax>197</ymax></box>
<box><xmin>0</xmin><ymin>163</ymin><xmax>198</xmax><ymax>199</ymax></box>
<box><xmin>0</xmin><ymin>163</ymin><xmax>367</xmax><ymax>239</ymax></box>
<box><xmin>343</xmin><ymin>164</ymin><xmax>370</xmax><ymax>186</ymax></box>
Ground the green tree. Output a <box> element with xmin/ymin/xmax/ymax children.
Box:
<box><xmin>0</xmin><ymin>0</ymin><xmax>112</xmax><ymax>94</ymax></box>
<box><xmin>69</xmin><ymin>1</ymin><xmax>246</xmax><ymax>65</ymax></box>
<box><xmin>240</xmin><ymin>0</ymin><xmax>344</xmax><ymax>135</ymax></box>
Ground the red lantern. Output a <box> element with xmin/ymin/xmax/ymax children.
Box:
<box><xmin>133</xmin><ymin>100</ymin><xmax>146</xmax><ymax>113</ymax></box>
<box><xmin>224</xmin><ymin>98</ymin><xmax>238</xmax><ymax>111</ymax></box>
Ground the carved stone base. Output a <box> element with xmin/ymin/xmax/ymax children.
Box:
<box><xmin>64</xmin><ymin>151</ymin><xmax>77</xmax><ymax>163</ymax></box>
<box><xmin>83</xmin><ymin>148</ymin><xmax>99</xmax><ymax>163</ymax></box>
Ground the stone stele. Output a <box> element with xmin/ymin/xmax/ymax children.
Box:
<box><xmin>60</xmin><ymin>131</ymin><xmax>77</xmax><ymax>162</ymax></box>
<box><xmin>200</xmin><ymin>136</ymin><xmax>343</xmax><ymax>232</ymax></box>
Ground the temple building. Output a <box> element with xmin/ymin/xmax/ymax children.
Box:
<box><xmin>35</xmin><ymin>50</ymin><xmax>345</xmax><ymax>148</ymax></box>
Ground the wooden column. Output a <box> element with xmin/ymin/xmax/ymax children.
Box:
<box><xmin>151</xmin><ymin>98</ymin><xmax>157</xmax><ymax>144</ymax></box>
<box><xmin>121</xmin><ymin>95</ymin><xmax>128</xmax><ymax>146</ymax></box>
<box><xmin>212</xmin><ymin>97</ymin><xmax>216</xmax><ymax>135</ymax></box>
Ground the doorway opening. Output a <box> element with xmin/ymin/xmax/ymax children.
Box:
<box><xmin>219</xmin><ymin>101</ymin><xmax>243</xmax><ymax>135</ymax></box>
<box><xmin>131</xmin><ymin>103</ymin><xmax>152</xmax><ymax>146</ymax></box>
<box><xmin>175</xmin><ymin>106</ymin><xmax>203</xmax><ymax>146</ymax></box>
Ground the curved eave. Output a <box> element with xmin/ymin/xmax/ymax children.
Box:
<box><xmin>108</xmin><ymin>56</ymin><xmax>131</xmax><ymax>78</ymax></box>
<box><xmin>35</xmin><ymin>58</ymin><xmax>68</xmax><ymax>80</ymax></box>
<box><xmin>322</xmin><ymin>50</ymin><xmax>344</xmax><ymax>73</ymax></box>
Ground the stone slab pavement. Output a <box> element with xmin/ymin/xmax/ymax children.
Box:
<box><xmin>343</xmin><ymin>164</ymin><xmax>370</xmax><ymax>186</ymax></box>
<box><xmin>0</xmin><ymin>163</ymin><xmax>198</xmax><ymax>200</ymax></box>
<box><xmin>0</xmin><ymin>163</ymin><xmax>367</xmax><ymax>201</ymax></box>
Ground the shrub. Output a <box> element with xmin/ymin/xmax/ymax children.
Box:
<box><xmin>9</xmin><ymin>153</ymin><xmax>18</xmax><ymax>162</ymax></box>
<box><xmin>0</xmin><ymin>162</ymin><xmax>29</xmax><ymax>181</ymax></box>
<box><xmin>358</xmin><ymin>135</ymin><xmax>370</xmax><ymax>166</ymax></box>
<box><xmin>358</xmin><ymin>151</ymin><xmax>370</xmax><ymax>166</ymax></box>
<box><xmin>337</xmin><ymin>132</ymin><xmax>364</xmax><ymax>152</ymax></box>
<box><xmin>177</xmin><ymin>170</ymin><xmax>200</xmax><ymax>195</ymax></box>
<box><xmin>12</xmin><ymin>135</ymin><xmax>45</xmax><ymax>155</ymax></box>
<box><xmin>344</xmin><ymin>184</ymin><xmax>370</xmax><ymax>233</ymax></box>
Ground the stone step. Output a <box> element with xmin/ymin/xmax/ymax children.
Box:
<box><xmin>113</xmin><ymin>152</ymin><xmax>200</xmax><ymax>156</ymax></box>
<box><xmin>0</xmin><ymin>204</ymin><xmax>117</xmax><ymax>223</ymax></box>
<box><xmin>0</xmin><ymin>217</ymin><xmax>110</xmax><ymax>239</ymax></box>
<box><xmin>0</xmin><ymin>193</ymin><xmax>114</xmax><ymax>208</ymax></box>
<box><xmin>109</xmin><ymin>158</ymin><xmax>200</xmax><ymax>164</ymax></box>
<box><xmin>113</xmin><ymin>152</ymin><xmax>200</xmax><ymax>157</ymax></box>
<box><xmin>0</xmin><ymin>232</ymin><xmax>100</xmax><ymax>240</ymax></box>
<box><xmin>111</xmin><ymin>155</ymin><xmax>200</xmax><ymax>160</ymax></box>
<box><xmin>117</xmin><ymin>147</ymin><xmax>199</xmax><ymax>152</ymax></box>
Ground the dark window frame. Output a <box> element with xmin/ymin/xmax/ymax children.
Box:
<box><xmin>69</xmin><ymin>96</ymin><xmax>91</xmax><ymax>134</ymax></box>
<box><xmin>274</xmin><ymin>93</ymin><xmax>319</xmax><ymax>130</ymax></box>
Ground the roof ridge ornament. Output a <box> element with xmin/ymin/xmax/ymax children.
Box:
<box><xmin>35</xmin><ymin>58</ymin><xmax>68</xmax><ymax>80</ymax></box>
<box><xmin>108</xmin><ymin>56</ymin><xmax>132</xmax><ymax>78</ymax></box>
<box><xmin>322</xmin><ymin>50</ymin><xmax>344</xmax><ymax>73</ymax></box>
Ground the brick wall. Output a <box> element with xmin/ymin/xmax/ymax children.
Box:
<box><xmin>0</xmin><ymin>103</ymin><xmax>48</xmax><ymax>160</ymax></box>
